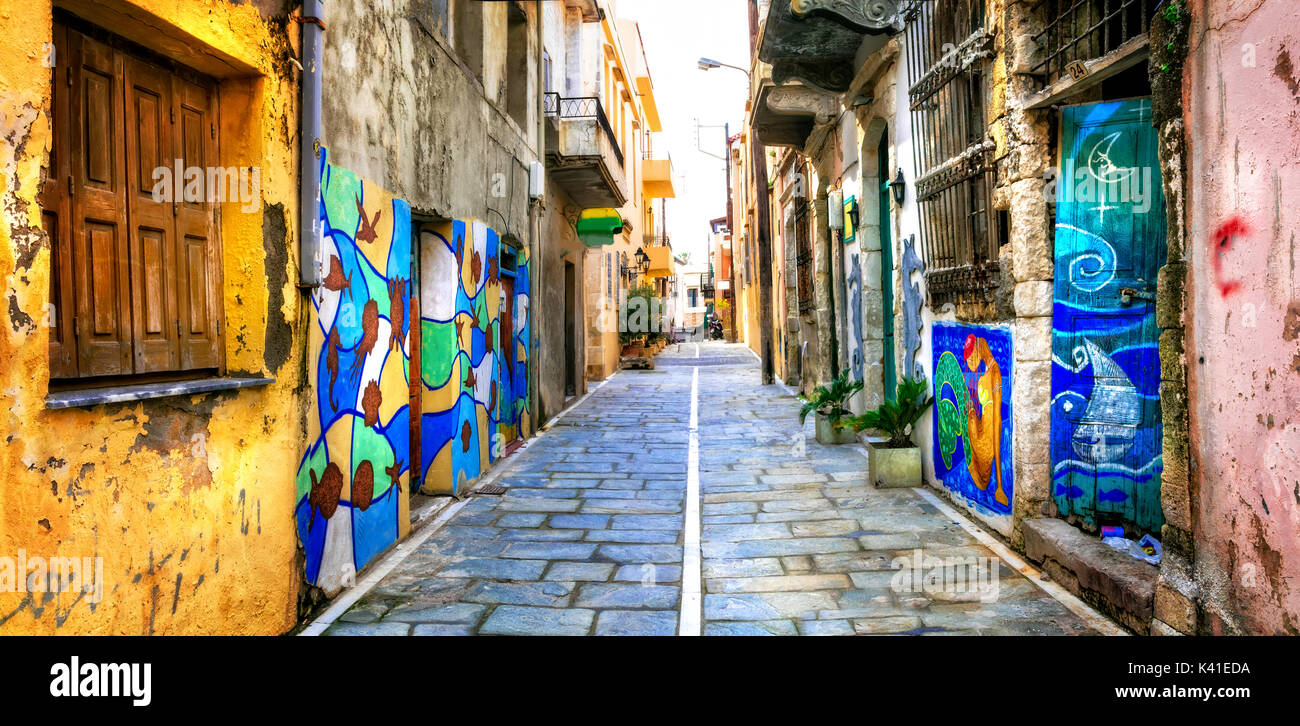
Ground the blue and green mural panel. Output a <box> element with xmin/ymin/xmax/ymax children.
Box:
<box><xmin>296</xmin><ymin>149</ymin><xmax>412</xmax><ymax>591</ymax></box>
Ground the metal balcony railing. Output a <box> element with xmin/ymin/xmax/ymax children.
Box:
<box><xmin>544</xmin><ymin>92</ymin><xmax>624</xmax><ymax>167</ymax></box>
<box><xmin>701</xmin><ymin>266</ymin><xmax>716</xmax><ymax>297</ymax></box>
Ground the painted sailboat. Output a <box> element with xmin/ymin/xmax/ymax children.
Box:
<box><xmin>1070</xmin><ymin>339</ymin><xmax>1142</xmax><ymax>463</ymax></box>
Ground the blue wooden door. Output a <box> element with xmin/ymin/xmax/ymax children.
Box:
<box><xmin>1050</xmin><ymin>99</ymin><xmax>1165</xmax><ymax>533</ymax></box>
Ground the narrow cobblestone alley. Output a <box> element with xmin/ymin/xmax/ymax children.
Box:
<box><xmin>316</xmin><ymin>342</ymin><xmax>1113</xmax><ymax>636</ymax></box>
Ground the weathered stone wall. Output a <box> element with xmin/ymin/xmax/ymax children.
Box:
<box><xmin>321</xmin><ymin>0</ymin><xmax>539</xmax><ymax>239</ymax></box>
<box><xmin>1001</xmin><ymin>0</ymin><xmax>1054</xmax><ymax>545</ymax></box>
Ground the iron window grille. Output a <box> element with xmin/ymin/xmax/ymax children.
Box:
<box><xmin>544</xmin><ymin>91</ymin><xmax>623</xmax><ymax>166</ymax></box>
<box><xmin>905</xmin><ymin>0</ymin><xmax>1001</xmax><ymax>307</ymax></box>
<box><xmin>793</xmin><ymin>197</ymin><xmax>814</xmax><ymax>315</ymax></box>
<box><xmin>1031</xmin><ymin>0</ymin><xmax>1155</xmax><ymax>89</ymax></box>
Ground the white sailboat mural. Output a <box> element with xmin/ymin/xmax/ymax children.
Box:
<box><xmin>1070</xmin><ymin>339</ymin><xmax>1142</xmax><ymax>463</ymax></box>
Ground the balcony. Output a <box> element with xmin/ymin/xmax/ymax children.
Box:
<box><xmin>753</xmin><ymin>0</ymin><xmax>903</xmax><ymax>149</ymax></box>
<box><xmin>645</xmin><ymin>245</ymin><xmax>674</xmax><ymax>280</ymax></box>
<box><xmin>642</xmin><ymin>154</ymin><xmax>675</xmax><ymax>199</ymax></box>
<box><xmin>545</xmin><ymin>93</ymin><xmax>627</xmax><ymax>208</ymax></box>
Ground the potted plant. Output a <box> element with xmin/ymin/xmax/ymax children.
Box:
<box><xmin>798</xmin><ymin>369</ymin><xmax>864</xmax><ymax>444</ymax></box>
<box><xmin>619</xmin><ymin>331</ymin><xmax>643</xmax><ymax>357</ymax></box>
<box><xmin>848</xmin><ymin>375</ymin><xmax>933</xmax><ymax>488</ymax></box>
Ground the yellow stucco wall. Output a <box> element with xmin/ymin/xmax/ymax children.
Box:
<box><xmin>0</xmin><ymin>0</ymin><xmax>305</xmax><ymax>634</ymax></box>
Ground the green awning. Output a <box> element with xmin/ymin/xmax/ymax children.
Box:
<box><xmin>576</xmin><ymin>208</ymin><xmax>625</xmax><ymax>247</ymax></box>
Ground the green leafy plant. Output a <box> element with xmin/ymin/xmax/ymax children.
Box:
<box><xmin>797</xmin><ymin>369</ymin><xmax>864</xmax><ymax>431</ymax></box>
<box><xmin>848</xmin><ymin>375</ymin><xmax>934</xmax><ymax>448</ymax></box>
<box><xmin>618</xmin><ymin>282</ymin><xmax>658</xmax><ymax>345</ymax></box>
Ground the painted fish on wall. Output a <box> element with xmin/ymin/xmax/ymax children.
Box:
<box><xmin>932</xmin><ymin>322</ymin><xmax>1014</xmax><ymax>517</ymax></box>
<box><xmin>295</xmin><ymin>149</ymin><xmax>412</xmax><ymax>593</ymax></box>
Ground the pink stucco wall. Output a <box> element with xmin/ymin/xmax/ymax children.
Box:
<box><xmin>1184</xmin><ymin>0</ymin><xmax>1300</xmax><ymax>634</ymax></box>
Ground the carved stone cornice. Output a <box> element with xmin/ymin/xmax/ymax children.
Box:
<box><xmin>789</xmin><ymin>0</ymin><xmax>905</xmax><ymax>33</ymax></box>
<box><xmin>766</xmin><ymin>85</ymin><xmax>840</xmax><ymax>125</ymax></box>
<box><xmin>771</xmin><ymin>59</ymin><xmax>856</xmax><ymax>95</ymax></box>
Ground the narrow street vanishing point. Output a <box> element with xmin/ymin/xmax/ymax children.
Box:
<box><xmin>312</xmin><ymin>343</ymin><xmax>1115</xmax><ymax>636</ymax></box>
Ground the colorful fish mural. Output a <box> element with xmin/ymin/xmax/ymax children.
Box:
<box><xmin>295</xmin><ymin>149</ymin><xmax>412</xmax><ymax>592</ymax></box>
<box><xmin>932</xmin><ymin>322</ymin><xmax>1014</xmax><ymax>516</ymax></box>
<box><xmin>417</xmin><ymin>220</ymin><xmax>531</xmax><ymax>495</ymax></box>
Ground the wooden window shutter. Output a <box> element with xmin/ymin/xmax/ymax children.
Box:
<box><xmin>172</xmin><ymin>75</ymin><xmax>222</xmax><ymax>371</ymax></box>
<box><xmin>49</xmin><ymin>19</ymin><xmax>226</xmax><ymax>380</ymax></box>
<box><xmin>124</xmin><ymin>54</ymin><xmax>181</xmax><ymax>373</ymax></box>
<box><xmin>69</xmin><ymin>31</ymin><xmax>133</xmax><ymax>377</ymax></box>
<box><xmin>44</xmin><ymin>23</ymin><xmax>77</xmax><ymax>378</ymax></box>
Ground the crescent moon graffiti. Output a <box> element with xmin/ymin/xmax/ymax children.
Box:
<box><xmin>1085</xmin><ymin>131</ymin><xmax>1135</xmax><ymax>184</ymax></box>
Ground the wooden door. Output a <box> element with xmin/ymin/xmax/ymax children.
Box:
<box><xmin>1050</xmin><ymin>99</ymin><xmax>1166</xmax><ymax>533</ymax></box>
<box><xmin>877</xmin><ymin>131</ymin><xmax>896</xmax><ymax>400</ymax></box>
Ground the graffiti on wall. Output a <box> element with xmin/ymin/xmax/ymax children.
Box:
<box><xmin>1050</xmin><ymin>99</ymin><xmax>1165</xmax><ymax>533</ymax></box>
<box><xmin>847</xmin><ymin>251</ymin><xmax>864</xmax><ymax>382</ymax></box>
<box><xmin>1210</xmin><ymin>216</ymin><xmax>1248</xmax><ymax>298</ymax></box>
<box><xmin>932</xmin><ymin>322</ymin><xmax>1014</xmax><ymax>515</ymax></box>
<box><xmin>418</xmin><ymin>220</ymin><xmax>531</xmax><ymax>495</ymax></box>
<box><xmin>901</xmin><ymin>234</ymin><xmax>925</xmax><ymax>379</ymax></box>
<box><xmin>296</xmin><ymin>150</ymin><xmax>412</xmax><ymax>591</ymax></box>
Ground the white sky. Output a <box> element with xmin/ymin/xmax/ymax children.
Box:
<box><xmin>614</xmin><ymin>0</ymin><xmax>751</xmax><ymax>267</ymax></box>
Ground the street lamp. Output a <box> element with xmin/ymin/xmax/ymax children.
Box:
<box><xmin>697</xmin><ymin>57</ymin><xmax>750</xmax><ymax>78</ymax></box>
<box><xmin>634</xmin><ymin>247</ymin><xmax>650</xmax><ymax>274</ymax></box>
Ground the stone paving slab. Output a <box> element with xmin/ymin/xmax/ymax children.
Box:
<box><xmin>323</xmin><ymin>363</ymin><xmax>691</xmax><ymax>636</ymax></box>
<box><xmin>695</xmin><ymin>357</ymin><xmax>1101</xmax><ymax>637</ymax></box>
<box><xmin>322</xmin><ymin>342</ymin><xmax>1105</xmax><ymax>636</ymax></box>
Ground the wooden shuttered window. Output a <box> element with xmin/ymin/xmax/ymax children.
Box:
<box><xmin>43</xmin><ymin>20</ymin><xmax>223</xmax><ymax>381</ymax></box>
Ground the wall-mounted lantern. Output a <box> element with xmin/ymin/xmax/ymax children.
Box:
<box><xmin>891</xmin><ymin>168</ymin><xmax>906</xmax><ymax>205</ymax></box>
<box><xmin>845</xmin><ymin>196</ymin><xmax>859</xmax><ymax>233</ymax></box>
<box><xmin>634</xmin><ymin>247</ymin><xmax>650</xmax><ymax>274</ymax></box>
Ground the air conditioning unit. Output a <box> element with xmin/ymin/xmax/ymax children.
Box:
<box><xmin>529</xmin><ymin>161</ymin><xmax>545</xmax><ymax>199</ymax></box>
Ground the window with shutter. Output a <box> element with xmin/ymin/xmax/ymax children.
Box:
<box><xmin>44</xmin><ymin>17</ymin><xmax>224</xmax><ymax>384</ymax></box>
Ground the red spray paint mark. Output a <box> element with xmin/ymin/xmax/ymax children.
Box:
<box><xmin>1211</xmin><ymin>217</ymin><xmax>1249</xmax><ymax>298</ymax></box>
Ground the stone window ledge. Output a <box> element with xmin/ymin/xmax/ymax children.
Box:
<box><xmin>46</xmin><ymin>376</ymin><xmax>275</xmax><ymax>410</ymax></box>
